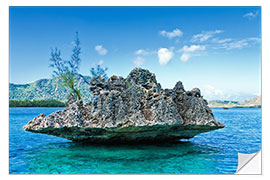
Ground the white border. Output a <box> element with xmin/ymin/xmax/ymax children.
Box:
<box><xmin>2</xmin><ymin>0</ymin><xmax>269</xmax><ymax>179</ymax></box>
<box><xmin>7</xmin><ymin>0</ymin><xmax>264</xmax><ymax>6</ymax></box>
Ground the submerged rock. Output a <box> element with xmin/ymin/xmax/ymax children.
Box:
<box><xmin>24</xmin><ymin>68</ymin><xmax>224</xmax><ymax>143</ymax></box>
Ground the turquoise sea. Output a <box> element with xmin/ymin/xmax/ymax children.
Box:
<box><xmin>9</xmin><ymin>107</ymin><xmax>261</xmax><ymax>174</ymax></box>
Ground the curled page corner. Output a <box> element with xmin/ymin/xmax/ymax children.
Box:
<box><xmin>236</xmin><ymin>150</ymin><xmax>261</xmax><ymax>174</ymax></box>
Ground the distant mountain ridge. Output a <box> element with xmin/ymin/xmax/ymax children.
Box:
<box><xmin>10</xmin><ymin>77</ymin><xmax>261</xmax><ymax>108</ymax></box>
<box><xmin>208</xmin><ymin>96</ymin><xmax>261</xmax><ymax>108</ymax></box>
<box><xmin>9</xmin><ymin>75</ymin><xmax>92</xmax><ymax>102</ymax></box>
<box><xmin>239</xmin><ymin>95</ymin><xmax>261</xmax><ymax>106</ymax></box>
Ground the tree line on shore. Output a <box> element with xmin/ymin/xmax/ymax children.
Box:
<box><xmin>9</xmin><ymin>99</ymin><xmax>66</xmax><ymax>107</ymax></box>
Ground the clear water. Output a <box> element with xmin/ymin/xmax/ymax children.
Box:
<box><xmin>9</xmin><ymin>107</ymin><xmax>261</xmax><ymax>174</ymax></box>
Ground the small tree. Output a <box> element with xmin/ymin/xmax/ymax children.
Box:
<box><xmin>49</xmin><ymin>32</ymin><xmax>82</xmax><ymax>100</ymax></box>
<box><xmin>90</xmin><ymin>65</ymin><xmax>108</xmax><ymax>80</ymax></box>
<box><xmin>69</xmin><ymin>32</ymin><xmax>81</xmax><ymax>74</ymax></box>
<box><xmin>49</xmin><ymin>32</ymin><xmax>109</xmax><ymax>101</ymax></box>
<box><xmin>60</xmin><ymin>72</ymin><xmax>81</xmax><ymax>100</ymax></box>
<box><xmin>49</xmin><ymin>48</ymin><xmax>67</xmax><ymax>76</ymax></box>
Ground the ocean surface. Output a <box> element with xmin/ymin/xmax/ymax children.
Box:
<box><xmin>9</xmin><ymin>107</ymin><xmax>261</xmax><ymax>174</ymax></box>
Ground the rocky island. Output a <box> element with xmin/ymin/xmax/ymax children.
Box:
<box><xmin>24</xmin><ymin>68</ymin><xmax>225</xmax><ymax>143</ymax></box>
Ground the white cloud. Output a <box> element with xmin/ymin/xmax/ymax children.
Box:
<box><xmin>180</xmin><ymin>54</ymin><xmax>191</xmax><ymax>62</ymax></box>
<box><xmin>191</xmin><ymin>30</ymin><xmax>223</xmax><ymax>43</ymax></box>
<box><xmin>157</xmin><ymin>48</ymin><xmax>174</xmax><ymax>65</ymax></box>
<box><xmin>133</xmin><ymin>57</ymin><xmax>145</xmax><ymax>66</ymax></box>
<box><xmin>98</xmin><ymin>60</ymin><xmax>104</xmax><ymax>65</ymax></box>
<box><xmin>201</xmin><ymin>85</ymin><xmax>224</xmax><ymax>100</ymax></box>
<box><xmin>90</xmin><ymin>60</ymin><xmax>105</xmax><ymax>67</ymax></box>
<box><xmin>178</xmin><ymin>45</ymin><xmax>206</xmax><ymax>62</ymax></box>
<box><xmin>247</xmin><ymin>37</ymin><xmax>261</xmax><ymax>43</ymax></box>
<box><xmin>217</xmin><ymin>37</ymin><xmax>260</xmax><ymax>50</ymax></box>
<box><xmin>204</xmin><ymin>85</ymin><xmax>223</xmax><ymax>95</ymax></box>
<box><xmin>201</xmin><ymin>85</ymin><xmax>259</xmax><ymax>101</ymax></box>
<box><xmin>212</xmin><ymin>38</ymin><xmax>232</xmax><ymax>44</ymax></box>
<box><xmin>243</xmin><ymin>11</ymin><xmax>259</xmax><ymax>19</ymax></box>
<box><xmin>179</xmin><ymin>45</ymin><xmax>206</xmax><ymax>53</ymax></box>
<box><xmin>95</xmin><ymin>45</ymin><xmax>108</xmax><ymax>55</ymax></box>
<box><xmin>160</xmin><ymin>28</ymin><xmax>183</xmax><ymax>39</ymax></box>
<box><xmin>135</xmin><ymin>49</ymin><xmax>155</xmax><ymax>56</ymax></box>
<box><xmin>221</xmin><ymin>40</ymin><xmax>248</xmax><ymax>50</ymax></box>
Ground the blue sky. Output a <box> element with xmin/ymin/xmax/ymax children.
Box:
<box><xmin>9</xmin><ymin>7</ymin><xmax>261</xmax><ymax>101</ymax></box>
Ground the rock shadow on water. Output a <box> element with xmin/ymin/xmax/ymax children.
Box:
<box><xmin>24</xmin><ymin>140</ymin><xmax>225</xmax><ymax>174</ymax></box>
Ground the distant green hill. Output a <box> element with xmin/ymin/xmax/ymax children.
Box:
<box><xmin>208</xmin><ymin>96</ymin><xmax>261</xmax><ymax>108</ymax></box>
<box><xmin>9</xmin><ymin>75</ymin><xmax>92</xmax><ymax>102</ymax></box>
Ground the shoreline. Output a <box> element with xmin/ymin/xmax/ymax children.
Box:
<box><xmin>209</xmin><ymin>106</ymin><xmax>261</xmax><ymax>108</ymax></box>
<box><xmin>9</xmin><ymin>107</ymin><xmax>65</xmax><ymax>108</ymax></box>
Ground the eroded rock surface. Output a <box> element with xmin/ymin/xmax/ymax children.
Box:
<box><xmin>24</xmin><ymin>68</ymin><xmax>224</xmax><ymax>143</ymax></box>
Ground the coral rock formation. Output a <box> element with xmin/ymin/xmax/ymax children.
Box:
<box><xmin>24</xmin><ymin>68</ymin><xmax>224</xmax><ymax>143</ymax></box>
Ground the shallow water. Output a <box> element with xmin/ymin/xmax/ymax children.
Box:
<box><xmin>9</xmin><ymin>107</ymin><xmax>261</xmax><ymax>174</ymax></box>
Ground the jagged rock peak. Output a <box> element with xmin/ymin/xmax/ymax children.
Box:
<box><xmin>127</xmin><ymin>68</ymin><xmax>161</xmax><ymax>90</ymax></box>
<box><xmin>89</xmin><ymin>68</ymin><xmax>162</xmax><ymax>95</ymax></box>
<box><xmin>173</xmin><ymin>81</ymin><xmax>185</xmax><ymax>93</ymax></box>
